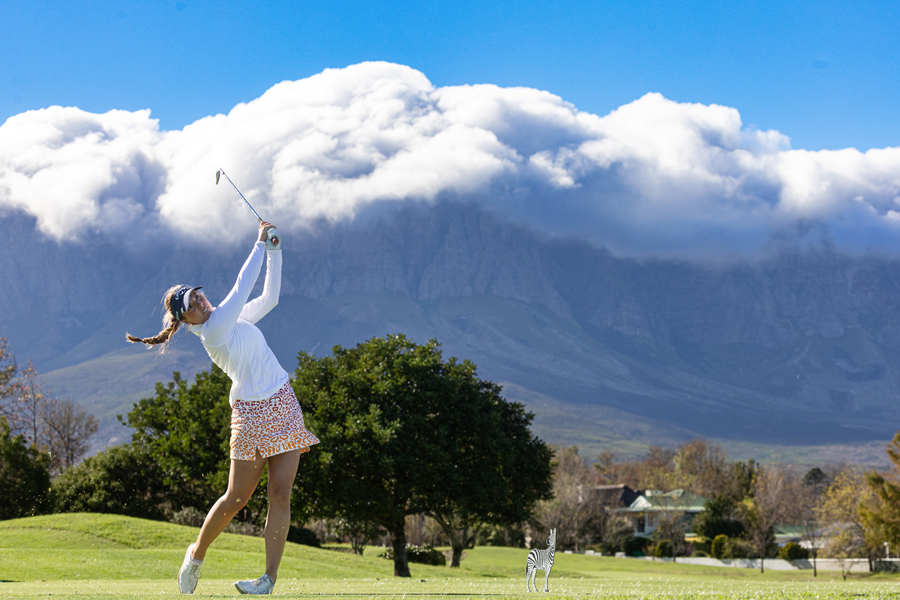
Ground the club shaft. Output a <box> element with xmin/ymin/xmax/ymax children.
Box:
<box><xmin>220</xmin><ymin>170</ymin><xmax>263</xmax><ymax>222</ymax></box>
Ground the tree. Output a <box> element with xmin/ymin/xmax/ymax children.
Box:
<box><xmin>43</xmin><ymin>398</ymin><xmax>99</xmax><ymax>474</ymax></box>
<box><xmin>818</xmin><ymin>466</ymin><xmax>877</xmax><ymax>577</ymax></box>
<box><xmin>594</xmin><ymin>445</ymin><xmax>675</xmax><ymax>490</ymax></box>
<box><xmin>0</xmin><ymin>338</ymin><xmax>18</xmax><ymax>427</ymax></box>
<box><xmin>595</xmin><ymin>441</ymin><xmax>751</xmax><ymax>501</ymax></box>
<box><xmin>533</xmin><ymin>446</ymin><xmax>598</xmax><ymax>552</ymax></box>
<box><xmin>742</xmin><ymin>465</ymin><xmax>791</xmax><ymax>573</ymax></box>
<box><xmin>588</xmin><ymin>511</ymin><xmax>632</xmax><ymax>555</ymax></box>
<box><xmin>0</xmin><ymin>417</ymin><xmax>52</xmax><ymax>519</ymax></box>
<box><xmin>15</xmin><ymin>361</ymin><xmax>45</xmax><ymax>448</ymax></box>
<box><xmin>0</xmin><ymin>348</ymin><xmax>97</xmax><ymax>475</ymax></box>
<box><xmin>692</xmin><ymin>494</ymin><xmax>746</xmax><ymax>540</ymax></box>
<box><xmin>671</xmin><ymin>440</ymin><xmax>730</xmax><ymax>499</ymax></box>
<box><xmin>804</xmin><ymin>467</ymin><xmax>830</xmax><ymax>494</ymax></box>
<box><xmin>46</xmin><ymin>366</ymin><xmax>240</xmax><ymax>522</ymax></box>
<box><xmin>651</xmin><ymin>510</ymin><xmax>688</xmax><ymax>559</ymax></box>
<box><xmin>862</xmin><ymin>433</ymin><xmax>900</xmax><ymax>555</ymax></box>
<box><xmin>424</xmin><ymin>512</ymin><xmax>478</xmax><ymax>566</ymax></box>
<box><xmin>291</xmin><ymin>335</ymin><xmax>553</xmax><ymax>577</ymax></box>
<box><xmin>333</xmin><ymin>516</ymin><xmax>384</xmax><ymax>556</ymax></box>
<box><xmin>122</xmin><ymin>365</ymin><xmax>271</xmax><ymax>523</ymax></box>
<box><xmin>726</xmin><ymin>459</ymin><xmax>758</xmax><ymax>501</ymax></box>
<box><xmin>798</xmin><ymin>470</ymin><xmax>826</xmax><ymax>577</ymax></box>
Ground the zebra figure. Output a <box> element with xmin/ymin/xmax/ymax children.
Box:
<box><xmin>525</xmin><ymin>528</ymin><xmax>556</xmax><ymax>592</ymax></box>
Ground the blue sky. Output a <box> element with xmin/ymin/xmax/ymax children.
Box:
<box><xmin>3</xmin><ymin>0</ymin><xmax>898</xmax><ymax>151</ymax></box>
<box><xmin>4</xmin><ymin>0</ymin><xmax>900</xmax><ymax>260</ymax></box>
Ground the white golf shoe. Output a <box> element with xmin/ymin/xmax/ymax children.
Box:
<box><xmin>177</xmin><ymin>543</ymin><xmax>202</xmax><ymax>594</ymax></box>
<box><xmin>234</xmin><ymin>573</ymin><xmax>274</xmax><ymax>595</ymax></box>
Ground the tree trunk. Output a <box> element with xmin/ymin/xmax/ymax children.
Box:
<box><xmin>390</xmin><ymin>518</ymin><xmax>411</xmax><ymax>577</ymax></box>
<box><xmin>451</xmin><ymin>542</ymin><xmax>464</xmax><ymax>567</ymax></box>
<box><xmin>760</xmin><ymin>556</ymin><xmax>764</xmax><ymax>574</ymax></box>
<box><xmin>427</xmin><ymin>511</ymin><xmax>472</xmax><ymax>568</ymax></box>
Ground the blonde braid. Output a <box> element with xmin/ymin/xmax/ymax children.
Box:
<box><xmin>125</xmin><ymin>285</ymin><xmax>187</xmax><ymax>351</ymax></box>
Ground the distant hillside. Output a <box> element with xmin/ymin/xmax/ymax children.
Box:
<box><xmin>2</xmin><ymin>203</ymin><xmax>899</xmax><ymax>464</ymax></box>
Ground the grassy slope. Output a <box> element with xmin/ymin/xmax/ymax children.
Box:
<box><xmin>1</xmin><ymin>514</ymin><xmax>899</xmax><ymax>599</ymax></box>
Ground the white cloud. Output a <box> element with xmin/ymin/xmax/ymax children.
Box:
<box><xmin>2</xmin><ymin>61</ymin><xmax>900</xmax><ymax>258</ymax></box>
<box><xmin>0</xmin><ymin>106</ymin><xmax>162</xmax><ymax>240</ymax></box>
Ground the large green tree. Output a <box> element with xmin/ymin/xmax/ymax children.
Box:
<box><xmin>53</xmin><ymin>365</ymin><xmax>275</xmax><ymax>523</ymax></box>
<box><xmin>292</xmin><ymin>335</ymin><xmax>553</xmax><ymax>576</ymax></box>
<box><xmin>122</xmin><ymin>365</ymin><xmax>269</xmax><ymax>523</ymax></box>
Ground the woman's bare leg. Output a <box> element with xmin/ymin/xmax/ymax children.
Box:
<box><xmin>263</xmin><ymin>449</ymin><xmax>301</xmax><ymax>581</ymax></box>
<box><xmin>193</xmin><ymin>451</ymin><xmax>267</xmax><ymax>560</ymax></box>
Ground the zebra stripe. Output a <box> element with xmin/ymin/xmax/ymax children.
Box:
<box><xmin>526</xmin><ymin>546</ymin><xmax>555</xmax><ymax>573</ymax></box>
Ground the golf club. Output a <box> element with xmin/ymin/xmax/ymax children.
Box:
<box><xmin>215</xmin><ymin>169</ymin><xmax>281</xmax><ymax>250</ymax></box>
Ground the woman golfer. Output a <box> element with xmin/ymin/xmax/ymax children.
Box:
<box><xmin>126</xmin><ymin>221</ymin><xmax>319</xmax><ymax>595</ymax></box>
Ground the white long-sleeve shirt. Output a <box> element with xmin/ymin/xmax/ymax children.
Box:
<box><xmin>189</xmin><ymin>241</ymin><xmax>289</xmax><ymax>406</ymax></box>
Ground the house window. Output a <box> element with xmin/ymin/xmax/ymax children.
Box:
<box><xmin>636</xmin><ymin>516</ymin><xmax>645</xmax><ymax>533</ymax></box>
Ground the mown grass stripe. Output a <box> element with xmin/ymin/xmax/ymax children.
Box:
<box><xmin>1</xmin><ymin>514</ymin><xmax>899</xmax><ymax>599</ymax></box>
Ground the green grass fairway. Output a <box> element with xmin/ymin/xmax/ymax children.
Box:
<box><xmin>1</xmin><ymin>514</ymin><xmax>899</xmax><ymax>599</ymax></box>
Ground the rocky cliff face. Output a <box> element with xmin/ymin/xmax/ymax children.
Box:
<box><xmin>3</xmin><ymin>203</ymin><xmax>900</xmax><ymax>450</ymax></box>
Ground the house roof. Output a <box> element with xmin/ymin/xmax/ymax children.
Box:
<box><xmin>616</xmin><ymin>489</ymin><xmax>708</xmax><ymax>513</ymax></box>
<box><xmin>592</xmin><ymin>484</ymin><xmax>642</xmax><ymax>507</ymax></box>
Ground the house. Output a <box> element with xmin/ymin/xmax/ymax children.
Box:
<box><xmin>614</xmin><ymin>489</ymin><xmax>707</xmax><ymax>537</ymax></box>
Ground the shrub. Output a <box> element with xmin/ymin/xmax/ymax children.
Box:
<box><xmin>171</xmin><ymin>506</ymin><xmax>205</xmax><ymax>527</ymax></box>
<box><xmin>382</xmin><ymin>544</ymin><xmax>447</xmax><ymax>566</ymax></box>
<box><xmin>225</xmin><ymin>521</ymin><xmax>262</xmax><ymax>537</ymax></box>
<box><xmin>622</xmin><ymin>536</ymin><xmax>651</xmax><ymax>557</ymax></box>
<box><xmin>727</xmin><ymin>537</ymin><xmax>752</xmax><ymax>558</ymax></box>
<box><xmin>170</xmin><ymin>505</ymin><xmax>265</xmax><ymax>537</ymax></box>
<box><xmin>778</xmin><ymin>542</ymin><xmax>809</xmax><ymax>561</ymax></box>
<box><xmin>287</xmin><ymin>525</ymin><xmax>321</xmax><ymax>547</ymax></box>
<box><xmin>52</xmin><ymin>444</ymin><xmax>167</xmax><ymax>520</ymax></box>
<box><xmin>653</xmin><ymin>539</ymin><xmax>674</xmax><ymax>558</ymax></box>
<box><xmin>692</xmin><ymin>539</ymin><xmax>711</xmax><ymax>555</ymax></box>
<box><xmin>477</xmin><ymin>524</ymin><xmax>526</xmax><ymax>547</ymax></box>
<box><xmin>711</xmin><ymin>534</ymin><xmax>729</xmax><ymax>559</ymax></box>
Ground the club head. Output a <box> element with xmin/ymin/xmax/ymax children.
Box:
<box><xmin>215</xmin><ymin>169</ymin><xmax>221</xmax><ymax>185</ymax></box>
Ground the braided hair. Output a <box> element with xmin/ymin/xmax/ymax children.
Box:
<box><xmin>125</xmin><ymin>285</ymin><xmax>186</xmax><ymax>351</ymax></box>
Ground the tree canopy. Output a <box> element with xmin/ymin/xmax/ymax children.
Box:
<box><xmin>291</xmin><ymin>335</ymin><xmax>553</xmax><ymax>576</ymax></box>
<box><xmin>692</xmin><ymin>494</ymin><xmax>745</xmax><ymax>540</ymax></box>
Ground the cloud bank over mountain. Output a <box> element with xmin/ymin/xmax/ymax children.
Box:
<box><xmin>2</xmin><ymin>61</ymin><xmax>899</xmax><ymax>259</ymax></box>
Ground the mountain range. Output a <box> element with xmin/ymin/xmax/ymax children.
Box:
<box><xmin>2</xmin><ymin>202</ymin><xmax>899</xmax><ymax>465</ymax></box>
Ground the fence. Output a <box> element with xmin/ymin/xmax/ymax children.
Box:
<box><xmin>600</xmin><ymin>554</ymin><xmax>900</xmax><ymax>573</ymax></box>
